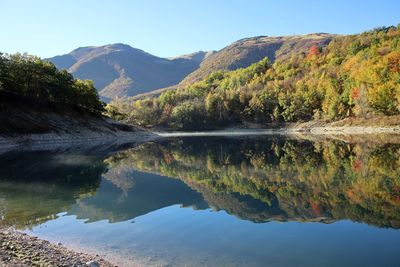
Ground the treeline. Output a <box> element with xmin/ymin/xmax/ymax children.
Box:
<box><xmin>0</xmin><ymin>53</ymin><xmax>104</xmax><ymax>115</ymax></box>
<box><xmin>108</xmin><ymin>25</ymin><xmax>400</xmax><ymax>129</ymax></box>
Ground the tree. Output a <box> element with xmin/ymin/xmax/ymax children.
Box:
<box><xmin>352</xmin><ymin>84</ymin><xmax>371</xmax><ymax>117</ymax></box>
<box><xmin>388</xmin><ymin>51</ymin><xmax>400</xmax><ymax>73</ymax></box>
<box><xmin>205</xmin><ymin>92</ymin><xmax>223</xmax><ymax>122</ymax></box>
<box><xmin>307</xmin><ymin>44</ymin><xmax>320</xmax><ymax>59</ymax></box>
<box><xmin>0</xmin><ymin>53</ymin><xmax>105</xmax><ymax>115</ymax></box>
<box><xmin>105</xmin><ymin>104</ymin><xmax>127</xmax><ymax>121</ymax></box>
<box><xmin>159</xmin><ymin>90</ymin><xmax>177</xmax><ymax>108</ymax></box>
<box><xmin>73</xmin><ymin>79</ymin><xmax>104</xmax><ymax>114</ymax></box>
<box><xmin>171</xmin><ymin>101</ymin><xmax>205</xmax><ymax>129</ymax></box>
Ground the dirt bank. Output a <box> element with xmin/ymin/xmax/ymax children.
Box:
<box><xmin>0</xmin><ymin>107</ymin><xmax>156</xmax><ymax>152</ymax></box>
<box><xmin>0</xmin><ymin>129</ymin><xmax>156</xmax><ymax>153</ymax></box>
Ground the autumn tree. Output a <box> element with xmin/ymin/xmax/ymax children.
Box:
<box><xmin>388</xmin><ymin>51</ymin><xmax>400</xmax><ymax>73</ymax></box>
<box><xmin>307</xmin><ymin>44</ymin><xmax>320</xmax><ymax>59</ymax></box>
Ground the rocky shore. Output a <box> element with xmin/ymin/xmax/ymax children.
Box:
<box><xmin>0</xmin><ymin>227</ymin><xmax>114</xmax><ymax>267</ymax></box>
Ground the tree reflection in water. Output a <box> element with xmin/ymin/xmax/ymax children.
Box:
<box><xmin>1</xmin><ymin>136</ymin><xmax>400</xmax><ymax>229</ymax></box>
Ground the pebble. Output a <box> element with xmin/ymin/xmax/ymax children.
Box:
<box><xmin>86</xmin><ymin>260</ymin><xmax>100</xmax><ymax>267</ymax></box>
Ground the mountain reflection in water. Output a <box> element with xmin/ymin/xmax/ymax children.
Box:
<box><xmin>1</xmin><ymin>136</ymin><xmax>400</xmax><ymax>229</ymax></box>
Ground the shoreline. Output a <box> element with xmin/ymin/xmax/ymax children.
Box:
<box><xmin>0</xmin><ymin>227</ymin><xmax>114</xmax><ymax>266</ymax></box>
<box><xmin>1</xmin><ymin>114</ymin><xmax>399</xmax><ymax>151</ymax></box>
<box><xmin>154</xmin><ymin>125</ymin><xmax>400</xmax><ymax>137</ymax></box>
<box><xmin>1</xmin><ymin>124</ymin><xmax>399</xmax><ymax>152</ymax></box>
<box><xmin>0</xmin><ymin>131</ymin><xmax>157</xmax><ymax>154</ymax></box>
<box><xmin>153</xmin><ymin>115</ymin><xmax>400</xmax><ymax>136</ymax></box>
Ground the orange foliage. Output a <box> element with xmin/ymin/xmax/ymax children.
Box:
<box><xmin>387</xmin><ymin>51</ymin><xmax>400</xmax><ymax>73</ymax></box>
<box><xmin>346</xmin><ymin>189</ymin><xmax>362</xmax><ymax>204</ymax></box>
<box><xmin>351</xmin><ymin>88</ymin><xmax>360</xmax><ymax>100</ymax></box>
<box><xmin>387</xmin><ymin>28</ymin><xmax>400</xmax><ymax>37</ymax></box>
<box><xmin>352</xmin><ymin>159</ymin><xmax>363</xmax><ymax>172</ymax></box>
<box><xmin>310</xmin><ymin>201</ymin><xmax>321</xmax><ymax>216</ymax></box>
<box><xmin>269</xmin><ymin>185</ymin><xmax>278</xmax><ymax>192</ymax></box>
<box><xmin>307</xmin><ymin>44</ymin><xmax>320</xmax><ymax>59</ymax></box>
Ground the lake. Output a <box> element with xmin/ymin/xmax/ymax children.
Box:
<box><xmin>1</xmin><ymin>135</ymin><xmax>400</xmax><ymax>266</ymax></box>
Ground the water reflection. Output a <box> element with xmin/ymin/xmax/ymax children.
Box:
<box><xmin>69</xmin><ymin>170</ymin><xmax>207</xmax><ymax>223</ymax></box>
<box><xmin>1</xmin><ymin>136</ymin><xmax>400</xmax><ymax>230</ymax></box>
<box><xmin>0</xmin><ymin>150</ymin><xmax>105</xmax><ymax>227</ymax></box>
<box><xmin>112</xmin><ymin>137</ymin><xmax>400</xmax><ymax>228</ymax></box>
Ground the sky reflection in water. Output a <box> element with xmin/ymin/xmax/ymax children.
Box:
<box><xmin>1</xmin><ymin>136</ymin><xmax>400</xmax><ymax>266</ymax></box>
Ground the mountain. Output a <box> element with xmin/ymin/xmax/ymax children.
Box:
<box><xmin>178</xmin><ymin>33</ymin><xmax>335</xmax><ymax>87</ymax></box>
<box><xmin>47</xmin><ymin>44</ymin><xmax>209</xmax><ymax>101</ymax></box>
<box><xmin>108</xmin><ymin>25</ymin><xmax>400</xmax><ymax>130</ymax></box>
<box><xmin>48</xmin><ymin>34</ymin><xmax>334</xmax><ymax>101</ymax></box>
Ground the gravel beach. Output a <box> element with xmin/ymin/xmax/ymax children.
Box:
<box><xmin>0</xmin><ymin>227</ymin><xmax>114</xmax><ymax>267</ymax></box>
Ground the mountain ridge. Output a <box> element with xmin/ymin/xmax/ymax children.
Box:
<box><xmin>47</xmin><ymin>44</ymin><xmax>208</xmax><ymax>101</ymax></box>
<box><xmin>47</xmin><ymin>33</ymin><xmax>336</xmax><ymax>101</ymax></box>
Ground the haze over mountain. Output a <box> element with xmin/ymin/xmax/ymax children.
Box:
<box><xmin>47</xmin><ymin>44</ymin><xmax>209</xmax><ymax>101</ymax></box>
<box><xmin>48</xmin><ymin>34</ymin><xmax>335</xmax><ymax>101</ymax></box>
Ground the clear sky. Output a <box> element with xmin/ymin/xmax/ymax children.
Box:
<box><xmin>1</xmin><ymin>0</ymin><xmax>399</xmax><ymax>58</ymax></box>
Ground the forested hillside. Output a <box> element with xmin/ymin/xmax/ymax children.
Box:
<box><xmin>108</xmin><ymin>25</ymin><xmax>400</xmax><ymax>130</ymax></box>
<box><xmin>178</xmin><ymin>33</ymin><xmax>334</xmax><ymax>87</ymax></box>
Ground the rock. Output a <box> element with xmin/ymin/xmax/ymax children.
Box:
<box><xmin>86</xmin><ymin>260</ymin><xmax>100</xmax><ymax>267</ymax></box>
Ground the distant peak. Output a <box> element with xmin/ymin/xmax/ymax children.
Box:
<box><xmin>70</xmin><ymin>43</ymin><xmax>135</xmax><ymax>54</ymax></box>
<box><xmin>169</xmin><ymin>51</ymin><xmax>213</xmax><ymax>62</ymax></box>
<box><xmin>106</xmin><ymin>43</ymin><xmax>132</xmax><ymax>49</ymax></box>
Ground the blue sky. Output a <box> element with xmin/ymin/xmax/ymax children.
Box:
<box><xmin>1</xmin><ymin>0</ymin><xmax>399</xmax><ymax>58</ymax></box>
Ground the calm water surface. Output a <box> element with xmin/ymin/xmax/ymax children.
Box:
<box><xmin>1</xmin><ymin>136</ymin><xmax>400</xmax><ymax>266</ymax></box>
